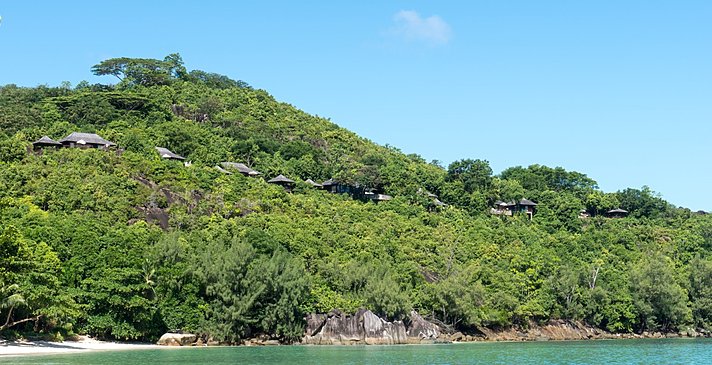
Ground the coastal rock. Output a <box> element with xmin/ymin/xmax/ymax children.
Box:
<box><xmin>305</xmin><ymin>313</ymin><xmax>328</xmax><ymax>336</ymax></box>
<box><xmin>157</xmin><ymin>333</ymin><xmax>197</xmax><ymax>346</ymax></box>
<box><xmin>476</xmin><ymin>320</ymin><xmax>606</xmax><ymax>342</ymax></box>
<box><xmin>450</xmin><ymin>332</ymin><xmax>464</xmax><ymax>342</ymax></box>
<box><xmin>406</xmin><ymin>310</ymin><xmax>441</xmax><ymax>340</ymax></box>
<box><xmin>362</xmin><ymin>310</ymin><xmax>408</xmax><ymax>345</ymax></box>
<box><xmin>302</xmin><ymin>309</ymin><xmax>410</xmax><ymax>345</ymax></box>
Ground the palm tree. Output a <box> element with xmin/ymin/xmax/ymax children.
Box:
<box><xmin>0</xmin><ymin>284</ymin><xmax>39</xmax><ymax>331</ymax></box>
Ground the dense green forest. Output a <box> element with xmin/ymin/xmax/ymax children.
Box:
<box><xmin>2</xmin><ymin>54</ymin><xmax>712</xmax><ymax>343</ymax></box>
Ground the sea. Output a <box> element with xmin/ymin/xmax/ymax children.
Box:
<box><xmin>5</xmin><ymin>339</ymin><xmax>711</xmax><ymax>365</ymax></box>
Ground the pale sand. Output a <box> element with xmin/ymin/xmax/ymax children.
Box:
<box><xmin>0</xmin><ymin>336</ymin><xmax>164</xmax><ymax>356</ymax></box>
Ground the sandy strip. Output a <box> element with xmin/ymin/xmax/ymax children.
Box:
<box><xmin>0</xmin><ymin>336</ymin><xmax>163</xmax><ymax>356</ymax></box>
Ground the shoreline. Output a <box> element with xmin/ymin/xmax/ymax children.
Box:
<box><xmin>0</xmin><ymin>336</ymin><xmax>164</xmax><ymax>357</ymax></box>
<box><xmin>1</xmin><ymin>334</ymin><xmax>708</xmax><ymax>357</ymax></box>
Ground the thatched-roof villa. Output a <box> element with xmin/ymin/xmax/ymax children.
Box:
<box><xmin>32</xmin><ymin>136</ymin><xmax>62</xmax><ymax>149</ymax></box>
<box><xmin>268</xmin><ymin>174</ymin><xmax>296</xmax><ymax>192</ymax></box>
<box><xmin>606</xmin><ymin>208</ymin><xmax>629</xmax><ymax>218</ymax></box>
<box><xmin>155</xmin><ymin>147</ymin><xmax>185</xmax><ymax>161</ymax></box>
<box><xmin>59</xmin><ymin>132</ymin><xmax>116</xmax><ymax>149</ymax></box>
<box><xmin>220</xmin><ymin>162</ymin><xmax>262</xmax><ymax>176</ymax></box>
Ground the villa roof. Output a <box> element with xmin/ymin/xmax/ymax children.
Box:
<box><xmin>321</xmin><ymin>178</ymin><xmax>338</xmax><ymax>186</ymax></box>
<box><xmin>607</xmin><ymin>208</ymin><xmax>628</xmax><ymax>214</ymax></box>
<box><xmin>215</xmin><ymin>165</ymin><xmax>233</xmax><ymax>174</ymax></box>
<box><xmin>59</xmin><ymin>132</ymin><xmax>116</xmax><ymax>146</ymax></box>
<box><xmin>374</xmin><ymin>194</ymin><xmax>393</xmax><ymax>201</ymax></box>
<box><xmin>305</xmin><ymin>179</ymin><xmax>323</xmax><ymax>187</ymax></box>
<box><xmin>268</xmin><ymin>174</ymin><xmax>295</xmax><ymax>184</ymax></box>
<box><xmin>519</xmin><ymin>198</ymin><xmax>538</xmax><ymax>206</ymax></box>
<box><xmin>155</xmin><ymin>147</ymin><xmax>185</xmax><ymax>160</ymax></box>
<box><xmin>32</xmin><ymin>136</ymin><xmax>62</xmax><ymax>146</ymax></box>
<box><xmin>220</xmin><ymin>162</ymin><xmax>262</xmax><ymax>176</ymax></box>
<box><xmin>417</xmin><ymin>188</ymin><xmax>438</xmax><ymax>198</ymax></box>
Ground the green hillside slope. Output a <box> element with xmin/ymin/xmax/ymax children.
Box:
<box><xmin>1</xmin><ymin>54</ymin><xmax>711</xmax><ymax>342</ymax></box>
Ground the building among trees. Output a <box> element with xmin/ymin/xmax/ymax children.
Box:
<box><xmin>220</xmin><ymin>162</ymin><xmax>262</xmax><ymax>176</ymax></box>
<box><xmin>59</xmin><ymin>132</ymin><xmax>116</xmax><ymax>149</ymax></box>
<box><xmin>268</xmin><ymin>174</ymin><xmax>296</xmax><ymax>192</ymax></box>
<box><xmin>606</xmin><ymin>208</ymin><xmax>629</xmax><ymax>218</ymax></box>
<box><xmin>491</xmin><ymin>199</ymin><xmax>538</xmax><ymax>220</ymax></box>
<box><xmin>305</xmin><ymin>179</ymin><xmax>323</xmax><ymax>188</ymax></box>
<box><xmin>155</xmin><ymin>147</ymin><xmax>185</xmax><ymax>161</ymax></box>
<box><xmin>31</xmin><ymin>136</ymin><xmax>62</xmax><ymax>150</ymax></box>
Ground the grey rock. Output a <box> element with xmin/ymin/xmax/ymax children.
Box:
<box><xmin>302</xmin><ymin>309</ymin><xmax>412</xmax><ymax>345</ymax></box>
<box><xmin>157</xmin><ymin>333</ymin><xmax>197</xmax><ymax>346</ymax></box>
<box><xmin>406</xmin><ymin>310</ymin><xmax>441</xmax><ymax>339</ymax></box>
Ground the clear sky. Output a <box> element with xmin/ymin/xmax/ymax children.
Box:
<box><xmin>1</xmin><ymin>1</ymin><xmax>710</xmax><ymax>210</ymax></box>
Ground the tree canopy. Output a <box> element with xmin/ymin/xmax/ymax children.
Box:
<box><xmin>0</xmin><ymin>54</ymin><xmax>709</xmax><ymax>342</ymax></box>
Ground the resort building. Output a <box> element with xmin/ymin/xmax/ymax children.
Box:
<box><xmin>268</xmin><ymin>174</ymin><xmax>296</xmax><ymax>192</ymax></box>
<box><xmin>605</xmin><ymin>208</ymin><xmax>629</xmax><ymax>218</ymax></box>
<box><xmin>305</xmin><ymin>179</ymin><xmax>323</xmax><ymax>188</ymax></box>
<box><xmin>220</xmin><ymin>162</ymin><xmax>262</xmax><ymax>177</ymax></box>
<box><xmin>59</xmin><ymin>132</ymin><xmax>116</xmax><ymax>149</ymax></box>
<box><xmin>491</xmin><ymin>199</ymin><xmax>538</xmax><ymax>220</ymax></box>
<box><xmin>31</xmin><ymin>136</ymin><xmax>62</xmax><ymax>151</ymax></box>
<box><xmin>155</xmin><ymin>147</ymin><xmax>185</xmax><ymax>161</ymax></box>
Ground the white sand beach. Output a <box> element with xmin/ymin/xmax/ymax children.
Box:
<box><xmin>0</xmin><ymin>336</ymin><xmax>162</xmax><ymax>356</ymax></box>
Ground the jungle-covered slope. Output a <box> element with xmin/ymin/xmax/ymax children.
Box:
<box><xmin>1</xmin><ymin>54</ymin><xmax>712</xmax><ymax>343</ymax></box>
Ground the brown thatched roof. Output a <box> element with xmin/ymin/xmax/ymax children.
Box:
<box><xmin>32</xmin><ymin>136</ymin><xmax>62</xmax><ymax>146</ymax></box>
<box><xmin>59</xmin><ymin>132</ymin><xmax>116</xmax><ymax>146</ymax></box>
<box><xmin>155</xmin><ymin>147</ymin><xmax>185</xmax><ymax>160</ymax></box>
<box><xmin>268</xmin><ymin>174</ymin><xmax>295</xmax><ymax>184</ymax></box>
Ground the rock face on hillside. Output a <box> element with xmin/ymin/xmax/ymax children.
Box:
<box><xmin>302</xmin><ymin>309</ymin><xmax>442</xmax><ymax>345</ymax></box>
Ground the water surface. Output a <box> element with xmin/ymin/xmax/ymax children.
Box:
<box><xmin>6</xmin><ymin>339</ymin><xmax>711</xmax><ymax>365</ymax></box>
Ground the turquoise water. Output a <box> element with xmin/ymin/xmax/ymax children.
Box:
<box><xmin>5</xmin><ymin>339</ymin><xmax>712</xmax><ymax>365</ymax></box>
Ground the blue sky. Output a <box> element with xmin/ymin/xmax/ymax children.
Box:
<box><xmin>1</xmin><ymin>1</ymin><xmax>711</xmax><ymax>210</ymax></box>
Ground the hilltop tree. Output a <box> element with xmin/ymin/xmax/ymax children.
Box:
<box><xmin>91</xmin><ymin>53</ymin><xmax>186</xmax><ymax>87</ymax></box>
<box><xmin>447</xmin><ymin>159</ymin><xmax>493</xmax><ymax>193</ymax></box>
<box><xmin>617</xmin><ymin>186</ymin><xmax>671</xmax><ymax>219</ymax></box>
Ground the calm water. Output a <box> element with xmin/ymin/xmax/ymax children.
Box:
<box><xmin>5</xmin><ymin>339</ymin><xmax>712</xmax><ymax>365</ymax></box>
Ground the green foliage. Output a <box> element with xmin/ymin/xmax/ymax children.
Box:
<box><xmin>91</xmin><ymin>54</ymin><xmax>187</xmax><ymax>87</ymax></box>
<box><xmin>630</xmin><ymin>253</ymin><xmax>691</xmax><ymax>332</ymax></box>
<box><xmin>1</xmin><ymin>54</ymin><xmax>710</xmax><ymax>342</ymax></box>
<box><xmin>447</xmin><ymin>159</ymin><xmax>493</xmax><ymax>193</ymax></box>
<box><xmin>617</xmin><ymin>186</ymin><xmax>671</xmax><ymax>219</ymax></box>
<box><xmin>688</xmin><ymin>256</ymin><xmax>712</xmax><ymax>329</ymax></box>
<box><xmin>193</xmin><ymin>232</ymin><xmax>308</xmax><ymax>343</ymax></box>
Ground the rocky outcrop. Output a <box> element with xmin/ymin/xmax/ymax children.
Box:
<box><xmin>302</xmin><ymin>309</ymin><xmax>440</xmax><ymax>345</ymax></box>
<box><xmin>406</xmin><ymin>310</ymin><xmax>440</xmax><ymax>340</ymax></box>
<box><xmin>474</xmin><ymin>320</ymin><xmax>614</xmax><ymax>342</ymax></box>
<box><xmin>362</xmin><ymin>310</ymin><xmax>408</xmax><ymax>345</ymax></box>
<box><xmin>157</xmin><ymin>332</ymin><xmax>197</xmax><ymax>346</ymax></box>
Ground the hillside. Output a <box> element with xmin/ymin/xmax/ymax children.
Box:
<box><xmin>1</xmin><ymin>54</ymin><xmax>712</xmax><ymax>343</ymax></box>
